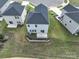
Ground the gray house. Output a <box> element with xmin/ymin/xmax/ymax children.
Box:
<box><xmin>57</xmin><ymin>4</ymin><xmax>79</xmax><ymax>35</ymax></box>
<box><xmin>2</xmin><ymin>2</ymin><xmax>26</xmax><ymax>28</ymax></box>
<box><xmin>26</xmin><ymin>4</ymin><xmax>49</xmax><ymax>39</ymax></box>
<box><xmin>0</xmin><ymin>0</ymin><xmax>9</xmax><ymax>14</ymax></box>
<box><xmin>0</xmin><ymin>0</ymin><xmax>10</xmax><ymax>21</ymax></box>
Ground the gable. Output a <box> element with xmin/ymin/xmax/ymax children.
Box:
<box><xmin>2</xmin><ymin>2</ymin><xmax>24</xmax><ymax>16</ymax></box>
<box><xmin>27</xmin><ymin>4</ymin><xmax>49</xmax><ymax>24</ymax></box>
<box><xmin>27</xmin><ymin>12</ymin><xmax>49</xmax><ymax>24</ymax></box>
<box><xmin>35</xmin><ymin>4</ymin><xmax>48</xmax><ymax>22</ymax></box>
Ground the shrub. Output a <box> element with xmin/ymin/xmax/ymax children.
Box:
<box><xmin>0</xmin><ymin>34</ymin><xmax>4</xmax><ymax>39</ymax></box>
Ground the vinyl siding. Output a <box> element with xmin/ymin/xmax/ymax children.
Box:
<box><xmin>3</xmin><ymin>16</ymin><xmax>22</xmax><ymax>25</ymax></box>
<box><xmin>62</xmin><ymin>14</ymin><xmax>79</xmax><ymax>34</ymax></box>
<box><xmin>26</xmin><ymin>24</ymin><xmax>49</xmax><ymax>34</ymax></box>
<box><xmin>0</xmin><ymin>0</ymin><xmax>10</xmax><ymax>14</ymax></box>
<box><xmin>21</xmin><ymin>7</ymin><xmax>26</xmax><ymax>24</ymax></box>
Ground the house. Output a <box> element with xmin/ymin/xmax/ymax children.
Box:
<box><xmin>2</xmin><ymin>2</ymin><xmax>26</xmax><ymax>28</ymax></box>
<box><xmin>0</xmin><ymin>0</ymin><xmax>11</xmax><ymax>14</ymax></box>
<box><xmin>56</xmin><ymin>4</ymin><xmax>79</xmax><ymax>35</ymax></box>
<box><xmin>26</xmin><ymin>4</ymin><xmax>49</xmax><ymax>39</ymax></box>
<box><xmin>63</xmin><ymin>4</ymin><xmax>79</xmax><ymax>13</ymax></box>
<box><xmin>0</xmin><ymin>0</ymin><xmax>11</xmax><ymax>21</ymax></box>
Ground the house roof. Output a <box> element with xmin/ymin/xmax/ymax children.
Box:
<box><xmin>63</xmin><ymin>4</ymin><xmax>79</xmax><ymax>12</ymax></box>
<box><xmin>0</xmin><ymin>0</ymin><xmax>8</xmax><ymax>8</ymax></box>
<box><xmin>2</xmin><ymin>2</ymin><xmax>24</xmax><ymax>16</ymax></box>
<box><xmin>65</xmin><ymin>12</ymin><xmax>79</xmax><ymax>24</ymax></box>
<box><xmin>27</xmin><ymin>12</ymin><xmax>49</xmax><ymax>24</ymax></box>
<box><xmin>35</xmin><ymin>4</ymin><xmax>48</xmax><ymax>21</ymax></box>
<box><xmin>27</xmin><ymin>4</ymin><xmax>49</xmax><ymax>24</ymax></box>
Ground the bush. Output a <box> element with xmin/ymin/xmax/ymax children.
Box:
<box><xmin>0</xmin><ymin>34</ymin><xmax>4</xmax><ymax>39</ymax></box>
<box><xmin>0</xmin><ymin>34</ymin><xmax>4</xmax><ymax>42</ymax></box>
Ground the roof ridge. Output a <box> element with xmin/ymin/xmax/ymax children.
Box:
<box><xmin>28</xmin><ymin>12</ymin><xmax>48</xmax><ymax>24</ymax></box>
<box><xmin>40</xmin><ymin>13</ymin><xmax>49</xmax><ymax>24</ymax></box>
<box><xmin>66</xmin><ymin>11</ymin><xmax>79</xmax><ymax>14</ymax></box>
<box><xmin>2</xmin><ymin>2</ymin><xmax>24</xmax><ymax>16</ymax></box>
<box><xmin>13</xmin><ymin>6</ymin><xmax>21</xmax><ymax>15</ymax></box>
<box><xmin>65</xmin><ymin>12</ymin><xmax>79</xmax><ymax>24</ymax></box>
<box><xmin>3</xmin><ymin>7</ymin><xmax>18</xmax><ymax>14</ymax></box>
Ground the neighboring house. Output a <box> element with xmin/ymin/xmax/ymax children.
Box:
<box><xmin>63</xmin><ymin>4</ymin><xmax>79</xmax><ymax>13</ymax></box>
<box><xmin>0</xmin><ymin>0</ymin><xmax>10</xmax><ymax>14</ymax></box>
<box><xmin>56</xmin><ymin>4</ymin><xmax>79</xmax><ymax>35</ymax></box>
<box><xmin>0</xmin><ymin>0</ymin><xmax>11</xmax><ymax>21</ymax></box>
<box><xmin>2</xmin><ymin>2</ymin><xmax>26</xmax><ymax>28</ymax></box>
<box><xmin>26</xmin><ymin>4</ymin><xmax>49</xmax><ymax>38</ymax></box>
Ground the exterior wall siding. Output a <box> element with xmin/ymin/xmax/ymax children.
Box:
<box><xmin>0</xmin><ymin>0</ymin><xmax>11</xmax><ymax>14</ymax></box>
<box><xmin>21</xmin><ymin>7</ymin><xmax>26</xmax><ymax>24</ymax></box>
<box><xmin>3</xmin><ymin>16</ymin><xmax>22</xmax><ymax>25</ymax></box>
<box><xmin>62</xmin><ymin>14</ymin><xmax>79</xmax><ymax>34</ymax></box>
<box><xmin>26</xmin><ymin>24</ymin><xmax>49</xmax><ymax>34</ymax></box>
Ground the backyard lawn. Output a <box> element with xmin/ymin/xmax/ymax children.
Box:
<box><xmin>0</xmin><ymin>1</ymin><xmax>79</xmax><ymax>59</ymax></box>
<box><xmin>0</xmin><ymin>11</ymin><xmax>79</xmax><ymax>59</ymax></box>
<box><xmin>70</xmin><ymin>0</ymin><xmax>79</xmax><ymax>6</ymax></box>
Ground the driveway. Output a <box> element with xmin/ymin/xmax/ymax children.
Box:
<box><xmin>26</xmin><ymin>0</ymin><xmax>64</xmax><ymax>7</ymax></box>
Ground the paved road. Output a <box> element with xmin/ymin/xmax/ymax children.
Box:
<box><xmin>26</xmin><ymin>0</ymin><xmax>64</xmax><ymax>7</ymax></box>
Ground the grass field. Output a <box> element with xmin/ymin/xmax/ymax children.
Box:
<box><xmin>0</xmin><ymin>11</ymin><xmax>79</xmax><ymax>59</ymax></box>
<box><xmin>70</xmin><ymin>0</ymin><xmax>79</xmax><ymax>6</ymax></box>
<box><xmin>0</xmin><ymin>1</ymin><xmax>79</xmax><ymax>59</ymax></box>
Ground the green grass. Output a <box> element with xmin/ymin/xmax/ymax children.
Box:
<box><xmin>48</xmin><ymin>11</ymin><xmax>79</xmax><ymax>41</ymax></box>
<box><xmin>70</xmin><ymin>0</ymin><xmax>79</xmax><ymax>6</ymax></box>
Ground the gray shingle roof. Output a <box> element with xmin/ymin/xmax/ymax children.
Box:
<box><xmin>35</xmin><ymin>4</ymin><xmax>48</xmax><ymax>21</ymax></box>
<box><xmin>64</xmin><ymin>4</ymin><xmax>79</xmax><ymax>12</ymax></box>
<box><xmin>65</xmin><ymin>12</ymin><xmax>79</xmax><ymax>24</ymax></box>
<box><xmin>27</xmin><ymin>12</ymin><xmax>49</xmax><ymax>24</ymax></box>
<box><xmin>0</xmin><ymin>0</ymin><xmax>8</xmax><ymax>8</ymax></box>
<box><xmin>27</xmin><ymin>4</ymin><xmax>49</xmax><ymax>24</ymax></box>
<box><xmin>2</xmin><ymin>2</ymin><xmax>24</xmax><ymax>16</ymax></box>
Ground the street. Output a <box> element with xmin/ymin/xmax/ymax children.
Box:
<box><xmin>26</xmin><ymin>0</ymin><xmax>64</xmax><ymax>7</ymax></box>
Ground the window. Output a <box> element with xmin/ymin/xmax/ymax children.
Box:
<box><xmin>17</xmin><ymin>21</ymin><xmax>21</xmax><ymax>24</ymax></box>
<box><xmin>35</xmin><ymin>30</ymin><xmax>36</xmax><ymax>32</ymax></box>
<box><xmin>35</xmin><ymin>25</ymin><xmax>37</xmax><ymax>27</ymax></box>
<box><xmin>32</xmin><ymin>30</ymin><xmax>34</xmax><ymax>32</ymax></box>
<box><xmin>28</xmin><ymin>25</ymin><xmax>30</xmax><ymax>27</ymax></box>
<box><xmin>32</xmin><ymin>30</ymin><xmax>36</xmax><ymax>32</ymax></box>
<box><xmin>15</xmin><ymin>16</ymin><xmax>19</xmax><ymax>19</ymax></box>
<box><xmin>41</xmin><ymin>30</ymin><xmax>44</xmax><ymax>33</ymax></box>
<box><xmin>9</xmin><ymin>21</ymin><xmax>13</xmax><ymax>24</ymax></box>
<box><xmin>69</xmin><ymin>21</ymin><xmax>71</xmax><ymax>23</ymax></box>
<box><xmin>30</xmin><ymin>30</ymin><xmax>36</xmax><ymax>32</ymax></box>
<box><xmin>30</xmin><ymin>30</ymin><xmax>31</xmax><ymax>32</ymax></box>
<box><xmin>65</xmin><ymin>24</ymin><xmax>67</xmax><ymax>26</ymax></box>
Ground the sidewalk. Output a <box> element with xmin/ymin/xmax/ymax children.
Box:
<box><xmin>2</xmin><ymin>57</ymin><xmax>38</xmax><ymax>59</ymax></box>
